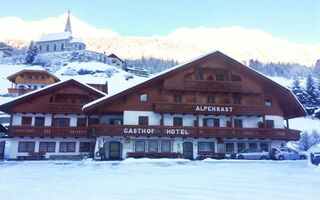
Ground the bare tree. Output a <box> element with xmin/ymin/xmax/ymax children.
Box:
<box><xmin>293</xmin><ymin>130</ymin><xmax>320</xmax><ymax>151</ymax></box>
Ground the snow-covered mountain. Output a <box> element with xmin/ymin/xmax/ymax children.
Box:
<box><xmin>1</xmin><ymin>13</ymin><xmax>320</xmax><ymax>67</ymax></box>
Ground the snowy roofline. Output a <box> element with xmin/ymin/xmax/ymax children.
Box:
<box><xmin>83</xmin><ymin>50</ymin><xmax>218</xmax><ymax>110</ymax></box>
<box><xmin>0</xmin><ymin>78</ymin><xmax>106</xmax><ymax>107</ymax></box>
<box><xmin>37</xmin><ymin>32</ymin><xmax>72</xmax><ymax>42</ymax></box>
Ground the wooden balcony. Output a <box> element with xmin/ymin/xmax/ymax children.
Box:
<box><xmin>9</xmin><ymin>126</ymin><xmax>91</xmax><ymax>138</ymax></box>
<box><xmin>154</xmin><ymin>102</ymin><xmax>266</xmax><ymax>116</ymax></box>
<box><xmin>164</xmin><ymin>80</ymin><xmax>241</xmax><ymax>92</ymax></box>
<box><xmin>48</xmin><ymin>103</ymin><xmax>83</xmax><ymax>114</ymax></box>
<box><xmin>8</xmin><ymin>88</ymin><xmax>34</xmax><ymax>94</ymax></box>
<box><xmin>92</xmin><ymin>125</ymin><xmax>300</xmax><ymax>141</ymax></box>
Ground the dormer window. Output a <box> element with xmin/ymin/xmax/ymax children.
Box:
<box><xmin>265</xmin><ymin>99</ymin><xmax>272</xmax><ymax>106</ymax></box>
<box><xmin>140</xmin><ymin>93</ymin><xmax>148</xmax><ymax>102</ymax></box>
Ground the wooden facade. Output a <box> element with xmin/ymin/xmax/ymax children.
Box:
<box><xmin>7</xmin><ymin>69</ymin><xmax>60</xmax><ymax>95</ymax></box>
<box><xmin>0</xmin><ymin>51</ymin><xmax>306</xmax><ymax>160</ymax></box>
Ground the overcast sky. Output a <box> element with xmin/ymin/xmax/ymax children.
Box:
<box><xmin>0</xmin><ymin>0</ymin><xmax>319</xmax><ymax>44</ymax></box>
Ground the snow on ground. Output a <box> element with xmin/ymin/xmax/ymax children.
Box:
<box><xmin>289</xmin><ymin>117</ymin><xmax>320</xmax><ymax>133</ymax></box>
<box><xmin>0</xmin><ymin>159</ymin><xmax>319</xmax><ymax>200</ymax></box>
<box><xmin>55</xmin><ymin>62</ymin><xmax>148</xmax><ymax>96</ymax></box>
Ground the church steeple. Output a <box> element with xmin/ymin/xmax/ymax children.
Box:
<box><xmin>64</xmin><ymin>10</ymin><xmax>72</xmax><ymax>34</ymax></box>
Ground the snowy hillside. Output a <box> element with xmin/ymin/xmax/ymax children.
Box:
<box><xmin>0</xmin><ymin>14</ymin><xmax>319</xmax><ymax>66</ymax></box>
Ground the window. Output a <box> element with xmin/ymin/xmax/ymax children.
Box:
<box><xmin>161</xmin><ymin>141</ymin><xmax>171</xmax><ymax>152</ymax></box>
<box><xmin>265</xmin><ymin>99</ymin><xmax>272</xmax><ymax>106</ymax></box>
<box><xmin>28</xmin><ymin>75</ymin><xmax>32</xmax><ymax>79</ymax></box>
<box><xmin>110</xmin><ymin>119</ymin><xmax>123</xmax><ymax>125</ymax></box>
<box><xmin>197</xmin><ymin>73</ymin><xmax>204</xmax><ymax>80</ymax></box>
<box><xmin>207</xmin><ymin>96</ymin><xmax>215</xmax><ymax>104</ymax></box>
<box><xmin>237</xmin><ymin>143</ymin><xmax>246</xmax><ymax>152</ymax></box>
<box><xmin>79</xmin><ymin>45</ymin><xmax>81</xmax><ymax>50</ymax></box>
<box><xmin>53</xmin><ymin>44</ymin><xmax>57</xmax><ymax>51</ymax></box>
<box><xmin>22</xmin><ymin>116</ymin><xmax>32</xmax><ymax>125</ymax></box>
<box><xmin>89</xmin><ymin>118</ymin><xmax>99</xmax><ymax>125</ymax></box>
<box><xmin>149</xmin><ymin>141</ymin><xmax>158</xmax><ymax>152</ymax></box>
<box><xmin>35</xmin><ymin>117</ymin><xmax>45</xmax><ymax>126</ymax></box>
<box><xmin>226</xmin><ymin>143</ymin><xmax>235</xmax><ymax>153</ymax></box>
<box><xmin>138</xmin><ymin>116</ymin><xmax>149</xmax><ymax>125</ymax></box>
<box><xmin>216</xmin><ymin>74</ymin><xmax>224</xmax><ymax>81</ymax></box>
<box><xmin>39</xmin><ymin>45</ymin><xmax>42</xmax><ymax>51</ymax></box>
<box><xmin>61</xmin><ymin>43</ymin><xmax>64</xmax><ymax>50</ymax></box>
<box><xmin>173</xmin><ymin>117</ymin><xmax>183</xmax><ymax>126</ymax></box>
<box><xmin>18</xmin><ymin>142</ymin><xmax>35</xmax><ymax>152</ymax></box>
<box><xmin>79</xmin><ymin>142</ymin><xmax>94</xmax><ymax>152</ymax></box>
<box><xmin>59</xmin><ymin>142</ymin><xmax>76</xmax><ymax>152</ymax></box>
<box><xmin>249</xmin><ymin>143</ymin><xmax>257</xmax><ymax>149</ymax></box>
<box><xmin>135</xmin><ymin>141</ymin><xmax>145</xmax><ymax>152</ymax></box>
<box><xmin>34</xmin><ymin>86</ymin><xmax>37</xmax><ymax>89</ymax></box>
<box><xmin>54</xmin><ymin>118</ymin><xmax>69</xmax><ymax>127</ymax></box>
<box><xmin>233</xmin><ymin>97</ymin><xmax>241</xmax><ymax>104</ymax></box>
<box><xmin>39</xmin><ymin>142</ymin><xmax>55</xmax><ymax>152</ymax></box>
<box><xmin>203</xmin><ymin>118</ymin><xmax>219</xmax><ymax>127</ymax></box>
<box><xmin>140</xmin><ymin>93</ymin><xmax>148</xmax><ymax>102</ymax></box>
<box><xmin>41</xmin><ymin>75</ymin><xmax>45</xmax><ymax>79</ymax></box>
<box><xmin>234</xmin><ymin>119</ymin><xmax>243</xmax><ymax>128</ymax></box>
<box><xmin>174</xmin><ymin>95</ymin><xmax>182</xmax><ymax>103</ymax></box>
<box><xmin>260</xmin><ymin>143</ymin><xmax>269</xmax><ymax>152</ymax></box>
<box><xmin>198</xmin><ymin>142</ymin><xmax>214</xmax><ymax>152</ymax></box>
<box><xmin>266</xmin><ymin>120</ymin><xmax>274</xmax><ymax>128</ymax></box>
<box><xmin>46</xmin><ymin>44</ymin><xmax>49</xmax><ymax>51</ymax></box>
<box><xmin>77</xmin><ymin>118</ymin><xmax>86</xmax><ymax>127</ymax></box>
<box><xmin>35</xmin><ymin>75</ymin><xmax>39</xmax><ymax>79</ymax></box>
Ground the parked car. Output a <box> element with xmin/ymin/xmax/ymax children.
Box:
<box><xmin>236</xmin><ymin>148</ymin><xmax>269</xmax><ymax>160</ymax></box>
<box><xmin>270</xmin><ymin>147</ymin><xmax>307</xmax><ymax>160</ymax></box>
<box><xmin>311</xmin><ymin>152</ymin><xmax>320</xmax><ymax>166</ymax></box>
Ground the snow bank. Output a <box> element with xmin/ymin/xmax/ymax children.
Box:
<box><xmin>0</xmin><ymin>160</ymin><xmax>318</xmax><ymax>200</ymax></box>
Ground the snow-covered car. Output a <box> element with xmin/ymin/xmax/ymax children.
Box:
<box><xmin>270</xmin><ymin>147</ymin><xmax>307</xmax><ymax>160</ymax></box>
<box><xmin>311</xmin><ymin>152</ymin><xmax>320</xmax><ymax>166</ymax></box>
<box><xmin>235</xmin><ymin>148</ymin><xmax>269</xmax><ymax>160</ymax></box>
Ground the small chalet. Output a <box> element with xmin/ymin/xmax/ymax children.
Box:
<box><xmin>7</xmin><ymin>69</ymin><xmax>60</xmax><ymax>96</ymax></box>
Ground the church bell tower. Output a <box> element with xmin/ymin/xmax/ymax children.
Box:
<box><xmin>64</xmin><ymin>10</ymin><xmax>72</xmax><ymax>34</ymax></box>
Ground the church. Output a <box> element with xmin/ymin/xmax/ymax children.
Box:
<box><xmin>35</xmin><ymin>11</ymin><xmax>86</xmax><ymax>53</ymax></box>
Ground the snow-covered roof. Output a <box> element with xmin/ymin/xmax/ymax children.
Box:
<box><xmin>70</xmin><ymin>37</ymin><xmax>84</xmax><ymax>44</ymax></box>
<box><xmin>83</xmin><ymin>50</ymin><xmax>218</xmax><ymax>110</ymax></box>
<box><xmin>0</xmin><ymin>79</ymin><xmax>107</xmax><ymax>112</ymax></box>
<box><xmin>37</xmin><ymin>32</ymin><xmax>72</xmax><ymax>42</ymax></box>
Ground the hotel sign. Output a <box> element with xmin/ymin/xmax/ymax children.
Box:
<box><xmin>123</xmin><ymin>128</ymin><xmax>190</xmax><ymax>136</ymax></box>
<box><xmin>195</xmin><ymin>106</ymin><xmax>233</xmax><ymax>113</ymax></box>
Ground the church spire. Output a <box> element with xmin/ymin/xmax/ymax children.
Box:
<box><xmin>64</xmin><ymin>9</ymin><xmax>72</xmax><ymax>34</ymax></box>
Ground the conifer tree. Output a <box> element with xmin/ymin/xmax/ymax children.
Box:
<box><xmin>304</xmin><ymin>75</ymin><xmax>319</xmax><ymax>115</ymax></box>
<box><xmin>25</xmin><ymin>41</ymin><xmax>38</xmax><ymax>64</ymax></box>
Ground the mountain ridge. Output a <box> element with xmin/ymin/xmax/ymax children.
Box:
<box><xmin>1</xmin><ymin>13</ymin><xmax>319</xmax><ymax>67</ymax></box>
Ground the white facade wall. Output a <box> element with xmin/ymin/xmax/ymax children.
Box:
<box><xmin>100</xmin><ymin>115</ymin><xmax>123</xmax><ymax>125</ymax></box>
<box><xmin>12</xmin><ymin>113</ymin><xmax>85</xmax><ymax>127</ymax></box>
<box><xmin>266</xmin><ymin>115</ymin><xmax>284</xmax><ymax>128</ymax></box>
<box><xmin>124</xmin><ymin>111</ymin><xmax>161</xmax><ymax>126</ymax></box>
<box><xmin>4</xmin><ymin>138</ymin><xmax>92</xmax><ymax>159</ymax></box>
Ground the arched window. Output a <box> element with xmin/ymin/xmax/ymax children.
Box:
<box><xmin>61</xmin><ymin>43</ymin><xmax>64</xmax><ymax>50</ymax></box>
<box><xmin>46</xmin><ymin>44</ymin><xmax>49</xmax><ymax>51</ymax></box>
<box><xmin>53</xmin><ymin>44</ymin><xmax>57</xmax><ymax>51</ymax></box>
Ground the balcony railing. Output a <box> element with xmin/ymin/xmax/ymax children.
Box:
<box><xmin>48</xmin><ymin>103</ymin><xmax>83</xmax><ymax>114</ymax></box>
<box><xmin>92</xmin><ymin>125</ymin><xmax>300</xmax><ymax>141</ymax></box>
<box><xmin>8</xmin><ymin>88</ymin><xmax>34</xmax><ymax>94</ymax></box>
<box><xmin>175</xmin><ymin>80</ymin><xmax>242</xmax><ymax>92</ymax></box>
<box><xmin>154</xmin><ymin>102</ymin><xmax>266</xmax><ymax>116</ymax></box>
<box><xmin>9</xmin><ymin>126</ymin><xmax>91</xmax><ymax>138</ymax></box>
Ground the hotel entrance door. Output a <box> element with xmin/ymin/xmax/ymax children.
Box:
<box><xmin>109</xmin><ymin>141</ymin><xmax>121</xmax><ymax>160</ymax></box>
<box><xmin>183</xmin><ymin>142</ymin><xmax>193</xmax><ymax>160</ymax></box>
